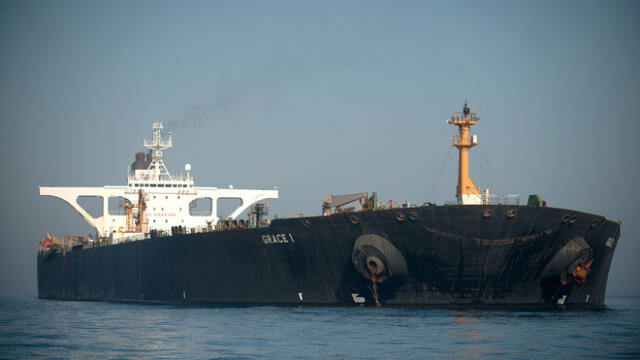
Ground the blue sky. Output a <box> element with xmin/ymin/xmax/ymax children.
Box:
<box><xmin>1</xmin><ymin>0</ymin><xmax>639</xmax><ymax>296</ymax></box>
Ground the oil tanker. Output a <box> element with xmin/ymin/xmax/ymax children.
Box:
<box><xmin>37</xmin><ymin>103</ymin><xmax>620</xmax><ymax>308</ymax></box>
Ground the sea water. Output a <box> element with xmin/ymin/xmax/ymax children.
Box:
<box><xmin>0</xmin><ymin>296</ymin><xmax>638</xmax><ymax>359</ymax></box>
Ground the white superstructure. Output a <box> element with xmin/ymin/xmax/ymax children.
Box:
<box><xmin>40</xmin><ymin>122</ymin><xmax>278</xmax><ymax>243</ymax></box>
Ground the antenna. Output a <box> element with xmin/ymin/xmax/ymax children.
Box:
<box><xmin>143</xmin><ymin>122</ymin><xmax>173</xmax><ymax>181</ymax></box>
<box><xmin>471</xmin><ymin>71</ymin><xmax>478</xmax><ymax>113</ymax></box>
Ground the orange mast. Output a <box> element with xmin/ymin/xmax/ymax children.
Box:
<box><xmin>448</xmin><ymin>102</ymin><xmax>482</xmax><ymax>205</ymax></box>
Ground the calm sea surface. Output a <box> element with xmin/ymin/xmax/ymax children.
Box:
<box><xmin>0</xmin><ymin>296</ymin><xmax>638</xmax><ymax>359</ymax></box>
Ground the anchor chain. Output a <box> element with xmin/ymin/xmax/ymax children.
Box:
<box><xmin>370</xmin><ymin>273</ymin><xmax>381</xmax><ymax>307</ymax></box>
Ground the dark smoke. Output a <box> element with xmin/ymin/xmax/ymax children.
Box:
<box><xmin>165</xmin><ymin>92</ymin><xmax>238</xmax><ymax>133</ymax></box>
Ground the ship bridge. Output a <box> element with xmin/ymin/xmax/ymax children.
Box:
<box><xmin>40</xmin><ymin>122</ymin><xmax>278</xmax><ymax>242</ymax></box>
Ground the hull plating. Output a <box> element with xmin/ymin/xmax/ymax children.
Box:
<box><xmin>37</xmin><ymin>205</ymin><xmax>620</xmax><ymax>308</ymax></box>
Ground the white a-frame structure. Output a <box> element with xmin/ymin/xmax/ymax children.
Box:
<box><xmin>40</xmin><ymin>122</ymin><xmax>278</xmax><ymax>242</ymax></box>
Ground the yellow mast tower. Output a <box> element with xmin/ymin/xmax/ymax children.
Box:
<box><xmin>448</xmin><ymin>102</ymin><xmax>482</xmax><ymax>205</ymax></box>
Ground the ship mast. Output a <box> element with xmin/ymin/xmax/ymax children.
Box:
<box><xmin>143</xmin><ymin>122</ymin><xmax>173</xmax><ymax>181</ymax></box>
<box><xmin>448</xmin><ymin>102</ymin><xmax>482</xmax><ymax>205</ymax></box>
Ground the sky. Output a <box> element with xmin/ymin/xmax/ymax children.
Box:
<box><xmin>1</xmin><ymin>0</ymin><xmax>639</xmax><ymax>297</ymax></box>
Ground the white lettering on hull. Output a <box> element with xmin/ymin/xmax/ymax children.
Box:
<box><xmin>557</xmin><ymin>295</ymin><xmax>567</xmax><ymax>305</ymax></box>
<box><xmin>605</xmin><ymin>237</ymin><xmax>616</xmax><ymax>248</ymax></box>
<box><xmin>261</xmin><ymin>233</ymin><xmax>295</xmax><ymax>244</ymax></box>
<box><xmin>351</xmin><ymin>293</ymin><xmax>365</xmax><ymax>304</ymax></box>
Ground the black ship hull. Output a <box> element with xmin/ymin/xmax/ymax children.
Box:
<box><xmin>38</xmin><ymin>205</ymin><xmax>620</xmax><ymax>308</ymax></box>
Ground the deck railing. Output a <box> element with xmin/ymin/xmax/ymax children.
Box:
<box><xmin>486</xmin><ymin>194</ymin><xmax>520</xmax><ymax>205</ymax></box>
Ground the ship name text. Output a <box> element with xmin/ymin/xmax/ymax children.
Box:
<box><xmin>262</xmin><ymin>233</ymin><xmax>295</xmax><ymax>245</ymax></box>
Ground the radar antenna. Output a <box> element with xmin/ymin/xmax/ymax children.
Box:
<box><xmin>143</xmin><ymin>122</ymin><xmax>173</xmax><ymax>181</ymax></box>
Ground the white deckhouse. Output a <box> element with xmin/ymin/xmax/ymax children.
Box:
<box><xmin>40</xmin><ymin>122</ymin><xmax>278</xmax><ymax>243</ymax></box>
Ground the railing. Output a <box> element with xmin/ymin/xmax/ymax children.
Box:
<box><xmin>127</xmin><ymin>176</ymin><xmax>193</xmax><ymax>184</ymax></box>
<box><xmin>486</xmin><ymin>194</ymin><xmax>520</xmax><ymax>205</ymax></box>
